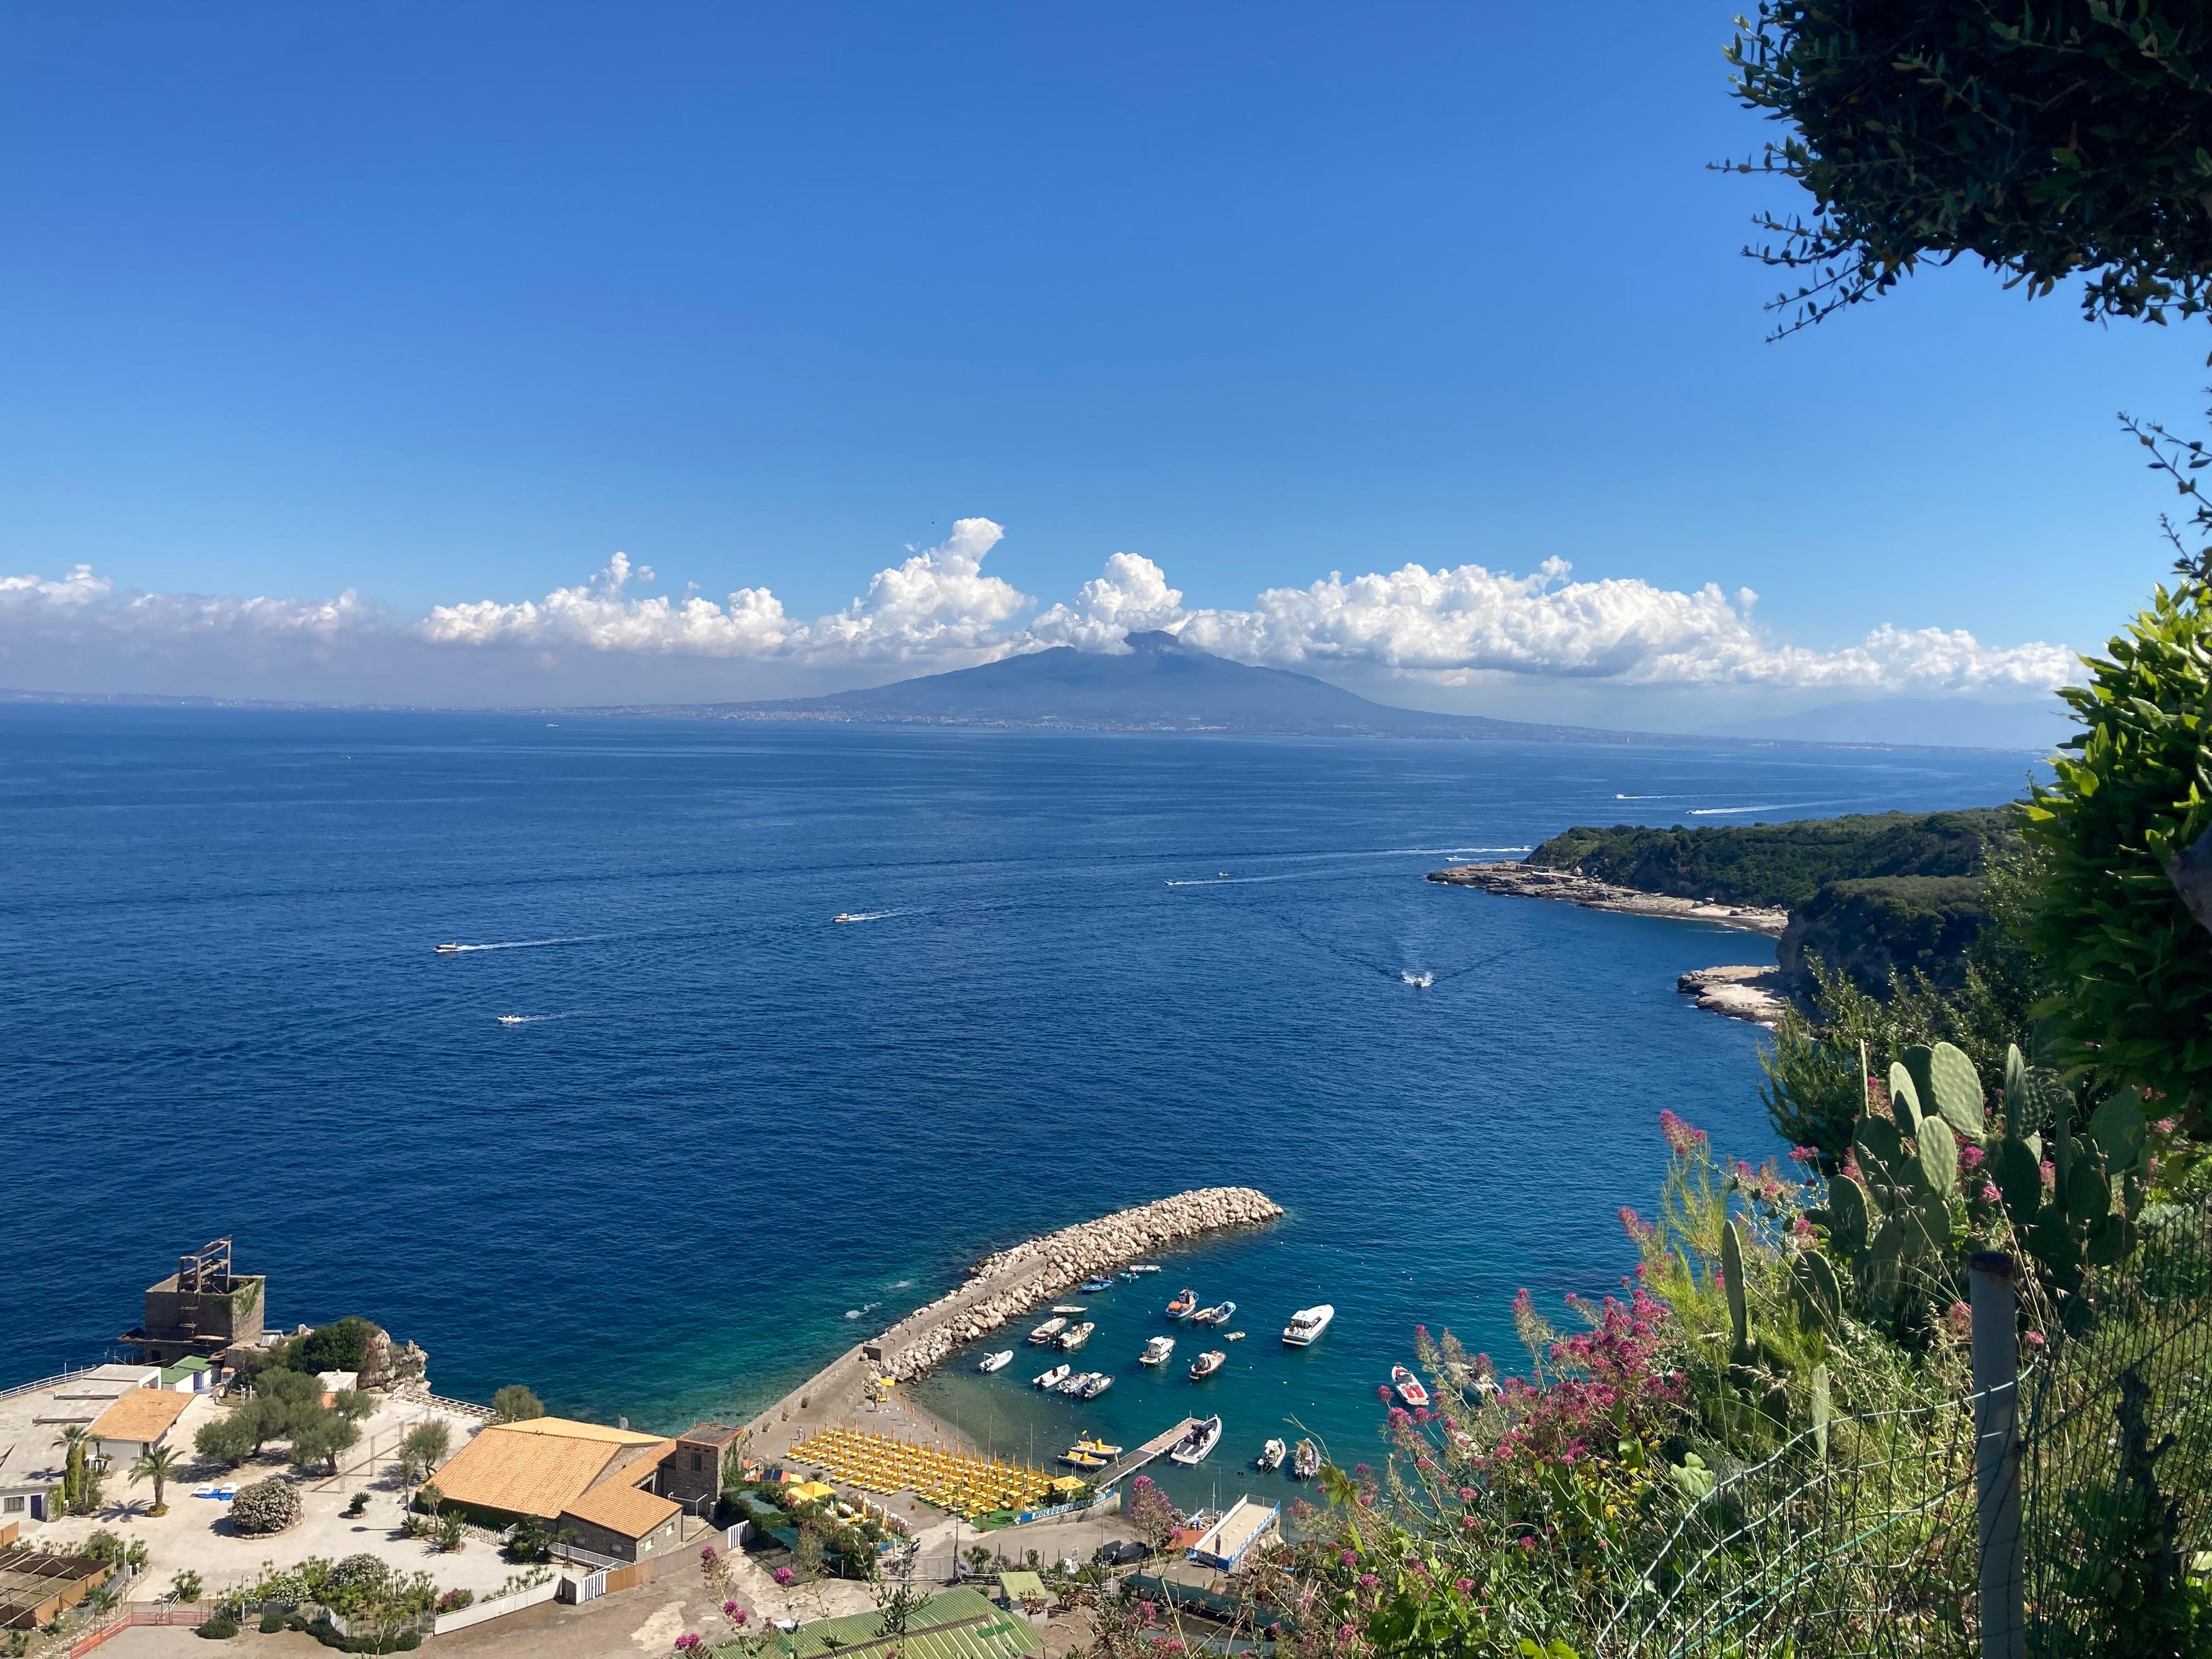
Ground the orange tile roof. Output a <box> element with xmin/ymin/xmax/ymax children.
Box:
<box><xmin>561</xmin><ymin>1479</ymin><xmax>680</xmax><ymax>1539</ymax></box>
<box><xmin>427</xmin><ymin>1419</ymin><xmax>665</xmax><ymax>1522</ymax></box>
<box><xmin>86</xmin><ymin>1391</ymin><xmax>190</xmax><ymax>1446</ymax></box>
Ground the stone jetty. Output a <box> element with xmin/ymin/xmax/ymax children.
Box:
<box><xmin>741</xmin><ymin>1187</ymin><xmax>1283</xmax><ymax>1453</ymax></box>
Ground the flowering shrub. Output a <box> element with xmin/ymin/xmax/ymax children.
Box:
<box><xmin>772</xmin><ymin>1566</ymin><xmax>794</xmax><ymax>1586</ymax></box>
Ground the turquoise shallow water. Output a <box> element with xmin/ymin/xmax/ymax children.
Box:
<box><xmin>0</xmin><ymin>707</ymin><xmax>2039</xmax><ymax>1508</ymax></box>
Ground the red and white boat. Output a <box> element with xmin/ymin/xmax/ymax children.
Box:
<box><xmin>1391</xmin><ymin>1365</ymin><xmax>1430</xmax><ymax>1409</ymax></box>
<box><xmin>1166</xmin><ymin>1288</ymin><xmax>1197</xmax><ymax>1320</ymax></box>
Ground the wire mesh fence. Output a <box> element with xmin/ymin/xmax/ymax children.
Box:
<box><xmin>1593</xmin><ymin>1195</ymin><xmax>2212</xmax><ymax>1659</ymax></box>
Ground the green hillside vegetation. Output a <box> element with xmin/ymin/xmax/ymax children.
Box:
<box><xmin>1525</xmin><ymin>808</ymin><xmax>2016</xmax><ymax>909</ymax></box>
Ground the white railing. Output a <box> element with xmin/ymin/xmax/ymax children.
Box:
<box><xmin>431</xmin><ymin>1576</ymin><xmax>561</xmax><ymax>1635</ymax></box>
<box><xmin>0</xmin><ymin>1365</ymin><xmax>99</xmax><ymax>1403</ymax></box>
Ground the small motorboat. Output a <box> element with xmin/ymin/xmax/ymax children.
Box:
<box><xmin>1223</xmin><ymin>1331</ymin><xmax>1245</xmax><ymax>1342</ymax></box>
<box><xmin>1052</xmin><ymin>1304</ymin><xmax>1088</xmax><ymax>1316</ymax></box>
<box><xmin>1130</xmin><ymin>1264</ymin><xmax>1161</xmax><ymax>1274</ymax></box>
<box><xmin>1194</xmin><ymin>1301</ymin><xmax>1236</xmax><ymax>1327</ymax></box>
<box><xmin>1166</xmin><ymin>1289</ymin><xmax>1198</xmax><ymax>1320</ymax></box>
<box><xmin>1168</xmin><ymin>1415</ymin><xmax>1223</xmax><ymax>1467</ymax></box>
<box><xmin>1057</xmin><ymin>1321</ymin><xmax>1096</xmax><ymax>1351</ymax></box>
<box><xmin>1139</xmin><ymin>1336</ymin><xmax>1176</xmax><ymax>1367</ymax></box>
<box><xmin>1119</xmin><ymin>1270</ymin><xmax>1138</xmax><ymax>1282</ymax></box>
<box><xmin>1060</xmin><ymin>1445</ymin><xmax>1111</xmax><ymax>1470</ymax></box>
<box><xmin>1293</xmin><ymin>1439</ymin><xmax>1321</xmax><ymax>1479</ymax></box>
<box><xmin>1392</xmin><ymin>1365</ymin><xmax>1431</xmax><ymax>1409</ymax></box>
<box><xmin>833</xmin><ymin>914</ymin><xmax>855</xmax><ymax>924</ymax></box>
<box><xmin>978</xmin><ymin>1350</ymin><xmax>1014</xmax><ymax>1374</ymax></box>
<box><xmin>1080</xmin><ymin>1277</ymin><xmax>1115</xmax><ymax>1293</ymax></box>
<box><xmin>1069</xmin><ymin>1434</ymin><xmax>1122</xmax><ymax>1460</ymax></box>
<box><xmin>1189</xmin><ymin>1350</ymin><xmax>1227</xmax><ymax>1380</ymax></box>
<box><xmin>1283</xmin><ymin>1305</ymin><xmax>1335</xmax><ymax>1347</ymax></box>
<box><xmin>496</xmin><ymin>1014</ymin><xmax>527</xmax><ymax>1025</ymax></box>
<box><xmin>1034</xmin><ymin>1364</ymin><xmax>1071</xmax><ymax>1390</ymax></box>
<box><xmin>1057</xmin><ymin>1370</ymin><xmax>1092</xmax><ymax>1395</ymax></box>
<box><xmin>1029</xmin><ymin>1317</ymin><xmax>1068</xmax><ymax>1345</ymax></box>
<box><xmin>1257</xmin><ymin>1438</ymin><xmax>1286</xmax><ymax>1471</ymax></box>
<box><xmin>434</xmin><ymin>943</ymin><xmax>464</xmax><ymax>953</ymax></box>
<box><xmin>1081</xmin><ymin>1373</ymin><xmax>1114</xmax><ymax>1399</ymax></box>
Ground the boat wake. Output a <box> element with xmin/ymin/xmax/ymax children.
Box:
<box><xmin>444</xmin><ymin>936</ymin><xmax>600</xmax><ymax>953</ymax></box>
<box><xmin>1687</xmin><ymin>802</ymin><xmax>1825</xmax><ymax>817</ymax></box>
<box><xmin>1400</xmin><ymin>970</ymin><xmax>1435</xmax><ymax>989</ymax></box>
<box><xmin>494</xmin><ymin>1010</ymin><xmax>589</xmax><ymax>1026</ymax></box>
<box><xmin>833</xmin><ymin>910</ymin><xmax>918</xmax><ymax>923</ymax></box>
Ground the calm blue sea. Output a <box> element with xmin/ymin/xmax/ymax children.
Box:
<box><xmin>0</xmin><ymin>708</ymin><xmax>2040</xmax><ymax>1506</ymax></box>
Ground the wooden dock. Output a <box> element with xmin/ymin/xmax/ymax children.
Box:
<box><xmin>1096</xmin><ymin>1417</ymin><xmax>1205</xmax><ymax>1488</ymax></box>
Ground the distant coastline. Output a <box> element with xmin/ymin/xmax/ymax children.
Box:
<box><xmin>1426</xmin><ymin>861</ymin><xmax>1790</xmax><ymax>935</ymax></box>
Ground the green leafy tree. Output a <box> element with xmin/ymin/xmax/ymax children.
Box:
<box><xmin>287</xmin><ymin>1317</ymin><xmax>379</xmax><ymax>1375</ymax></box>
<box><xmin>2025</xmin><ymin>568</ymin><xmax>2212</xmax><ymax>1111</ymax></box>
<box><xmin>330</xmin><ymin>1387</ymin><xmax>376</xmax><ymax>1425</ymax></box>
<box><xmin>1725</xmin><ymin>0</ymin><xmax>2212</xmax><ymax>334</ymax></box>
<box><xmin>397</xmin><ymin>1420</ymin><xmax>450</xmax><ymax>1484</ymax></box>
<box><xmin>489</xmin><ymin>1385</ymin><xmax>544</xmax><ymax>1424</ymax></box>
<box><xmin>130</xmin><ymin>1444</ymin><xmax>182</xmax><ymax>1515</ymax></box>
<box><xmin>194</xmin><ymin>1410</ymin><xmax>258</xmax><ymax>1469</ymax></box>
<box><xmin>289</xmin><ymin>1410</ymin><xmax>360</xmax><ymax>1477</ymax></box>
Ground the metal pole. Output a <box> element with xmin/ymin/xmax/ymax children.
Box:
<box><xmin>1970</xmin><ymin>1251</ymin><xmax>2025</xmax><ymax>1659</ymax></box>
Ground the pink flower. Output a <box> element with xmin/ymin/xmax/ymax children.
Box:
<box><xmin>675</xmin><ymin>1637</ymin><xmax>701</xmax><ymax>1653</ymax></box>
<box><xmin>1517</xmin><ymin>1537</ymin><xmax>1537</xmax><ymax>1554</ymax></box>
<box><xmin>1791</xmin><ymin>1217</ymin><xmax>1815</xmax><ymax>1240</ymax></box>
<box><xmin>1375</xmin><ymin>1383</ymin><xmax>1393</xmax><ymax>1403</ymax></box>
<box><xmin>1335</xmin><ymin>1624</ymin><xmax>1358</xmax><ymax>1647</ymax></box>
<box><xmin>1980</xmin><ymin>1183</ymin><xmax>2001</xmax><ymax>1205</ymax></box>
<box><xmin>773</xmin><ymin>1566</ymin><xmax>794</xmax><ymax>1586</ymax></box>
<box><xmin>1387</xmin><ymin>1407</ymin><xmax>1412</xmax><ymax>1429</ymax></box>
<box><xmin>2039</xmin><ymin>1159</ymin><xmax>2056</xmax><ymax>1187</ymax></box>
<box><xmin>1138</xmin><ymin>1602</ymin><xmax>1157</xmax><ymax>1623</ymax></box>
<box><xmin>2024</xmin><ymin>1330</ymin><xmax>2046</xmax><ymax>1350</ymax></box>
<box><xmin>700</xmin><ymin>1544</ymin><xmax>718</xmax><ymax>1564</ymax></box>
<box><xmin>1658</xmin><ymin>1110</ymin><xmax>1707</xmax><ymax>1155</ymax></box>
<box><xmin>1958</xmin><ymin>1144</ymin><xmax>1985</xmax><ymax>1172</ymax></box>
<box><xmin>1457</xmin><ymin>1486</ymin><xmax>1476</xmax><ymax>1503</ymax></box>
<box><xmin>1839</xmin><ymin>1157</ymin><xmax>1863</xmax><ymax>1182</ymax></box>
<box><xmin>1944</xmin><ymin>1301</ymin><xmax>1972</xmax><ymax>1340</ymax></box>
<box><xmin>1357</xmin><ymin>1572</ymin><xmax>1379</xmax><ymax>1590</ymax></box>
<box><xmin>1787</xmin><ymin>1146</ymin><xmax>1818</xmax><ymax>1164</ymax></box>
<box><xmin>1339</xmin><ymin>1548</ymin><xmax>1357</xmax><ymax>1566</ymax></box>
<box><xmin>1454</xmin><ymin>1577</ymin><xmax>1475</xmax><ymax>1596</ymax></box>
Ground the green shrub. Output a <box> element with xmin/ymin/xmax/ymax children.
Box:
<box><xmin>2027</xmin><ymin>576</ymin><xmax>2212</xmax><ymax>1106</ymax></box>
<box><xmin>229</xmin><ymin>1478</ymin><xmax>302</xmax><ymax>1536</ymax></box>
<box><xmin>260</xmin><ymin>1613</ymin><xmax>286</xmax><ymax>1634</ymax></box>
<box><xmin>196</xmin><ymin>1618</ymin><xmax>240</xmax><ymax>1640</ymax></box>
<box><xmin>195</xmin><ymin>1412</ymin><xmax>258</xmax><ymax>1468</ymax></box>
<box><xmin>489</xmin><ymin>1385</ymin><xmax>544</xmax><ymax>1424</ymax></box>
<box><xmin>289</xmin><ymin>1317</ymin><xmax>380</xmax><ymax>1375</ymax></box>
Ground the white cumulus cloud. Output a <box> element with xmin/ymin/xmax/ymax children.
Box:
<box><xmin>0</xmin><ymin>523</ymin><xmax>2075</xmax><ymax>704</ymax></box>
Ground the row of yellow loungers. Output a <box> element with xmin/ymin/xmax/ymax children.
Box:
<box><xmin>790</xmin><ymin>1425</ymin><xmax>1058</xmax><ymax>1518</ymax></box>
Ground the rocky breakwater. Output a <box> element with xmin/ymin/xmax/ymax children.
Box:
<box><xmin>1427</xmin><ymin>862</ymin><xmax>1788</xmax><ymax>936</ymax></box>
<box><xmin>874</xmin><ymin>1186</ymin><xmax>1283</xmax><ymax>1383</ymax></box>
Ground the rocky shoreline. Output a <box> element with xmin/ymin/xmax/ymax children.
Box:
<box><xmin>1426</xmin><ymin>861</ymin><xmax>1789</xmax><ymax>935</ymax></box>
<box><xmin>741</xmin><ymin>1187</ymin><xmax>1283</xmax><ymax>1453</ymax></box>
<box><xmin>1675</xmin><ymin>965</ymin><xmax>1790</xmax><ymax>1026</ymax></box>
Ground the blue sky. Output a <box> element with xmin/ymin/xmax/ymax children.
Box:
<box><xmin>2</xmin><ymin>2</ymin><xmax>2203</xmax><ymax>718</ymax></box>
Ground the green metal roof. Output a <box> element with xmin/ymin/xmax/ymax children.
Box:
<box><xmin>738</xmin><ymin>1588</ymin><xmax>1042</xmax><ymax>1659</ymax></box>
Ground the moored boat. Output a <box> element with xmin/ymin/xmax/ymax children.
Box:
<box><xmin>978</xmin><ymin>1350</ymin><xmax>1014</xmax><ymax>1374</ymax></box>
<box><xmin>1057</xmin><ymin>1370</ymin><xmax>1092</xmax><ymax>1395</ymax></box>
<box><xmin>1257</xmin><ymin>1438</ymin><xmax>1286</xmax><ymax>1471</ymax></box>
<box><xmin>1189</xmin><ymin>1350</ymin><xmax>1227</xmax><ymax>1380</ymax></box>
<box><xmin>1052</xmin><ymin>1304</ymin><xmax>1088</xmax><ymax>1316</ymax></box>
<box><xmin>1029</xmin><ymin>1317</ymin><xmax>1068</xmax><ymax>1345</ymax></box>
<box><xmin>1057</xmin><ymin>1321</ymin><xmax>1096</xmax><ymax>1351</ymax></box>
<box><xmin>1166</xmin><ymin>1289</ymin><xmax>1198</xmax><ymax>1320</ymax></box>
<box><xmin>1391</xmin><ymin>1365</ymin><xmax>1431</xmax><ymax>1408</ymax></box>
<box><xmin>1081</xmin><ymin>1373</ymin><xmax>1114</xmax><ymax>1398</ymax></box>
<box><xmin>1293</xmin><ymin>1438</ymin><xmax>1321</xmax><ymax>1479</ymax></box>
<box><xmin>1139</xmin><ymin>1336</ymin><xmax>1176</xmax><ymax>1367</ymax></box>
<box><xmin>1283</xmin><ymin>1304</ymin><xmax>1335</xmax><ymax>1346</ymax></box>
<box><xmin>1169</xmin><ymin>1415</ymin><xmax>1223</xmax><ymax>1466</ymax></box>
<box><xmin>1223</xmin><ymin>1331</ymin><xmax>1245</xmax><ymax>1342</ymax></box>
<box><xmin>1131</xmin><ymin>1264</ymin><xmax>1161</xmax><ymax>1274</ymax></box>
<box><xmin>1194</xmin><ymin>1300</ymin><xmax>1237</xmax><ymax>1327</ymax></box>
<box><xmin>1034</xmin><ymin>1364</ymin><xmax>1070</xmax><ymax>1390</ymax></box>
<box><xmin>1080</xmin><ymin>1277</ymin><xmax>1114</xmax><ymax>1293</ymax></box>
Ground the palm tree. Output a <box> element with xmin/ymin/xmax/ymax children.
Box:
<box><xmin>131</xmin><ymin>1444</ymin><xmax>182</xmax><ymax>1516</ymax></box>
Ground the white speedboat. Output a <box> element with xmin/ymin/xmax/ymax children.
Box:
<box><xmin>1081</xmin><ymin>1373</ymin><xmax>1114</xmax><ymax>1399</ymax></box>
<box><xmin>1189</xmin><ymin>1350</ymin><xmax>1226</xmax><ymax>1380</ymax></box>
<box><xmin>1130</xmin><ymin>1264</ymin><xmax>1161</xmax><ymax>1274</ymax></box>
<box><xmin>434</xmin><ymin>943</ymin><xmax>464</xmax><ymax>953</ymax></box>
<box><xmin>833</xmin><ymin>914</ymin><xmax>854</xmax><ymax>924</ymax></box>
<box><xmin>1056</xmin><ymin>1321</ymin><xmax>1096</xmax><ymax>1351</ymax></box>
<box><xmin>1168</xmin><ymin>1415</ymin><xmax>1223</xmax><ymax>1467</ymax></box>
<box><xmin>1257</xmin><ymin>1438</ymin><xmax>1286</xmax><ymax>1471</ymax></box>
<box><xmin>1139</xmin><ymin>1336</ymin><xmax>1176</xmax><ymax>1367</ymax></box>
<box><xmin>1034</xmin><ymin>1364</ymin><xmax>1070</xmax><ymax>1390</ymax></box>
<box><xmin>1057</xmin><ymin>1370</ymin><xmax>1092</xmax><ymax>1395</ymax></box>
<box><xmin>1283</xmin><ymin>1305</ymin><xmax>1335</xmax><ymax>1346</ymax></box>
<box><xmin>496</xmin><ymin>1014</ymin><xmax>527</xmax><ymax>1026</ymax></box>
<box><xmin>1223</xmin><ymin>1331</ymin><xmax>1245</xmax><ymax>1342</ymax></box>
<box><xmin>1293</xmin><ymin>1439</ymin><xmax>1320</xmax><ymax>1479</ymax></box>
<box><xmin>1052</xmin><ymin>1304</ymin><xmax>1088</xmax><ymax>1316</ymax></box>
<box><xmin>978</xmin><ymin>1350</ymin><xmax>1014</xmax><ymax>1374</ymax></box>
<box><xmin>1194</xmin><ymin>1301</ymin><xmax>1236</xmax><ymax>1327</ymax></box>
<box><xmin>1392</xmin><ymin>1365</ymin><xmax>1431</xmax><ymax>1409</ymax></box>
<box><xmin>1029</xmin><ymin>1317</ymin><xmax>1067</xmax><ymax>1345</ymax></box>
